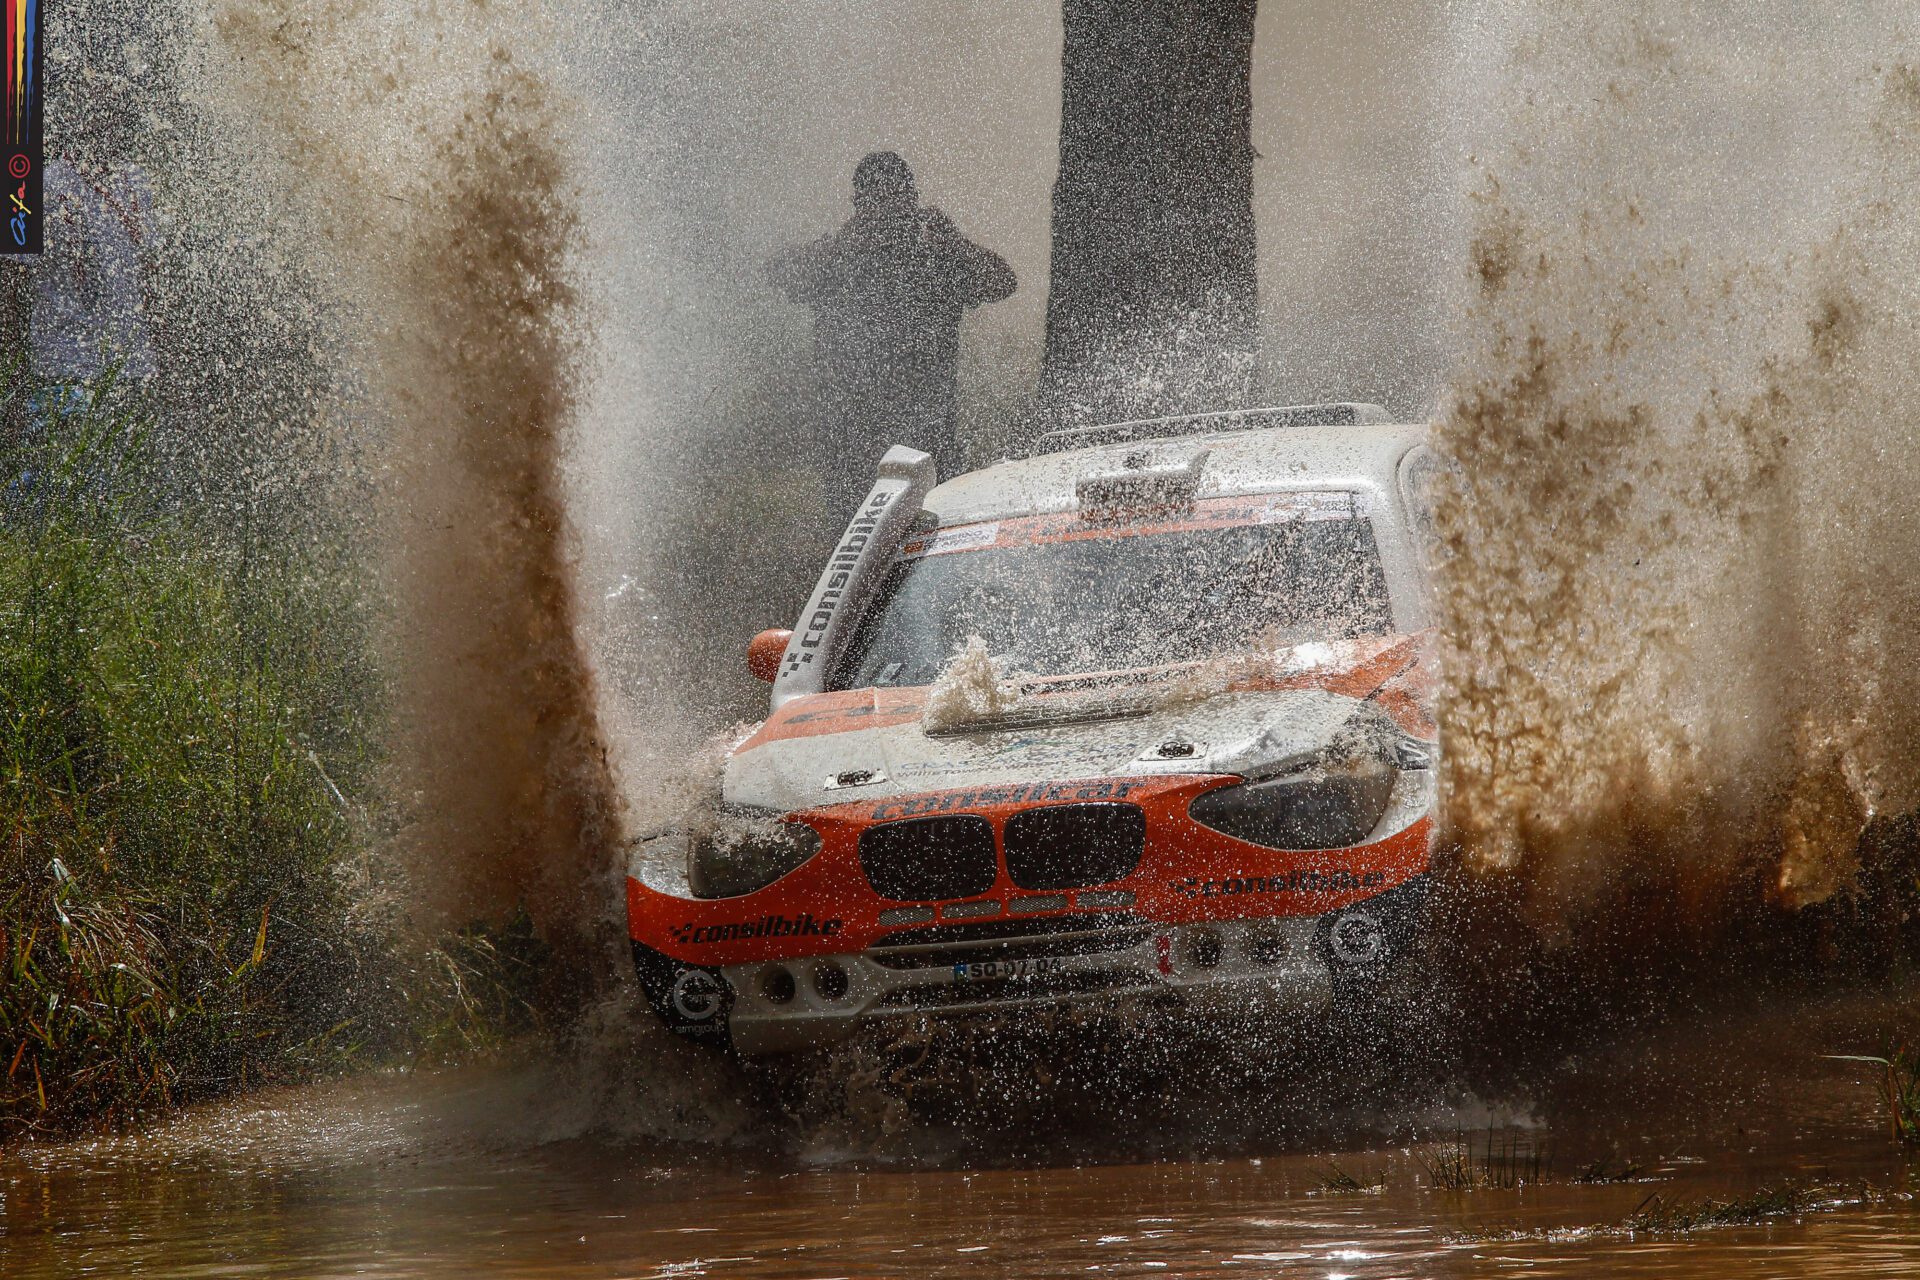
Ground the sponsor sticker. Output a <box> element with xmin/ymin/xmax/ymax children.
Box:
<box><xmin>668</xmin><ymin>912</ymin><xmax>844</xmax><ymax>945</ymax></box>
<box><xmin>1327</xmin><ymin>911</ymin><xmax>1386</xmax><ymax>965</ymax></box>
<box><xmin>898</xmin><ymin>521</ymin><xmax>999</xmax><ymax>560</ymax></box>
<box><xmin>870</xmin><ymin>778</ymin><xmax>1144</xmax><ymax>821</ymax></box>
<box><xmin>1259</xmin><ymin>491</ymin><xmax>1364</xmax><ymax>523</ymax></box>
<box><xmin>786</xmin><ymin>488</ymin><xmax>898</xmax><ymax>678</ymax></box>
<box><xmin>1170</xmin><ymin>869</ymin><xmax>1386</xmax><ymax>898</ymax></box>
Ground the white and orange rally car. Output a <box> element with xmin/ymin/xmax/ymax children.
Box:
<box><xmin>628</xmin><ymin>405</ymin><xmax>1440</xmax><ymax>1055</ymax></box>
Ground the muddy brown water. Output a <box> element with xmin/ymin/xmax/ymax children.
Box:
<box><xmin>6</xmin><ymin>990</ymin><xmax>1920</xmax><ymax>1279</ymax></box>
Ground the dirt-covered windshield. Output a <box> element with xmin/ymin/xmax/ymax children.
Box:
<box><xmin>832</xmin><ymin>500</ymin><xmax>1394</xmax><ymax>689</ymax></box>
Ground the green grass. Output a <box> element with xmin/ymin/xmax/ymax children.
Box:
<box><xmin>0</xmin><ymin>371</ymin><xmax>539</xmax><ymax>1137</ymax></box>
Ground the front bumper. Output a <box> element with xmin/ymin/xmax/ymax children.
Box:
<box><xmin>733</xmin><ymin>916</ymin><xmax>1325</xmax><ymax>1055</ymax></box>
<box><xmin>633</xmin><ymin>877</ymin><xmax>1427</xmax><ymax>1055</ymax></box>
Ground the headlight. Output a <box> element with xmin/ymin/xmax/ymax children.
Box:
<box><xmin>686</xmin><ymin>804</ymin><xmax>823</xmax><ymax>899</ymax></box>
<box><xmin>1188</xmin><ymin>756</ymin><xmax>1397</xmax><ymax>850</ymax></box>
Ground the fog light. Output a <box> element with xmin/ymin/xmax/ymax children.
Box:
<box><xmin>761</xmin><ymin>967</ymin><xmax>796</xmax><ymax>1004</ymax></box>
<box><xmin>813</xmin><ymin>962</ymin><xmax>850</xmax><ymax>1001</ymax></box>
<box><xmin>1185</xmin><ymin>929</ymin><xmax>1223</xmax><ymax>970</ymax></box>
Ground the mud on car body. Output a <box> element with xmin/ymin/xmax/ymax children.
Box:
<box><xmin>628</xmin><ymin>404</ymin><xmax>1440</xmax><ymax>1055</ymax></box>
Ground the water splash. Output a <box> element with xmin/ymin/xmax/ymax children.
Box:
<box><xmin>203</xmin><ymin>0</ymin><xmax>625</xmax><ymax>983</ymax></box>
<box><xmin>1432</xmin><ymin>4</ymin><xmax>1920</xmax><ymax>939</ymax></box>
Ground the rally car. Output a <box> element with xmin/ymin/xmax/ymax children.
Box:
<box><xmin>627</xmin><ymin>403</ymin><xmax>1440</xmax><ymax>1055</ymax></box>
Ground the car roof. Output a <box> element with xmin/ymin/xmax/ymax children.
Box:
<box><xmin>925</xmin><ymin>415</ymin><xmax>1432</xmax><ymax>527</ymax></box>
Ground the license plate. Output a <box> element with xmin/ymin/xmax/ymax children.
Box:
<box><xmin>952</xmin><ymin>958</ymin><xmax>1066</xmax><ymax>981</ymax></box>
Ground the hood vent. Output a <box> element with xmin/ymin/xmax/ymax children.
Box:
<box><xmin>921</xmin><ymin>680</ymin><xmax>1160</xmax><ymax>737</ymax></box>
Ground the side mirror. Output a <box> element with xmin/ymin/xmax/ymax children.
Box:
<box><xmin>747</xmin><ymin>628</ymin><xmax>793</xmax><ymax>683</ymax></box>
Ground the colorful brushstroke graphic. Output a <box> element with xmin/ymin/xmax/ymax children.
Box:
<box><xmin>3</xmin><ymin>0</ymin><xmax>39</xmax><ymax>253</ymax></box>
<box><xmin>5</xmin><ymin>0</ymin><xmax>37</xmax><ymax>145</ymax></box>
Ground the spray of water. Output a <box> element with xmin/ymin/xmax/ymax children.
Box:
<box><xmin>1431</xmin><ymin>4</ymin><xmax>1920</xmax><ymax>949</ymax></box>
<box><xmin>70</xmin><ymin>0</ymin><xmax>1920</xmax><ymax>1150</ymax></box>
<box><xmin>200</xmin><ymin>1</ymin><xmax>625</xmax><ymax>984</ymax></box>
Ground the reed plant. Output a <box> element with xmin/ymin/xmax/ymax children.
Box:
<box><xmin>1418</xmin><ymin>1126</ymin><xmax>1550</xmax><ymax>1191</ymax></box>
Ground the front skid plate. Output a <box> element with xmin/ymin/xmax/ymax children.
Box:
<box><xmin>637</xmin><ymin>917</ymin><xmax>1331</xmax><ymax>1057</ymax></box>
<box><xmin>634</xmin><ymin>877</ymin><xmax>1428</xmax><ymax>1056</ymax></box>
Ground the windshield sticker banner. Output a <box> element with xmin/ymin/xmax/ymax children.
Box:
<box><xmin>899</xmin><ymin>521</ymin><xmax>999</xmax><ymax>559</ymax></box>
<box><xmin>1259</xmin><ymin>491</ymin><xmax>1364</xmax><ymax>523</ymax></box>
<box><xmin>4</xmin><ymin>0</ymin><xmax>41</xmax><ymax>254</ymax></box>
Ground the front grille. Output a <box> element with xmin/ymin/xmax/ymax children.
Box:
<box><xmin>870</xmin><ymin>913</ymin><xmax>1149</xmax><ymax>970</ymax></box>
<box><xmin>876</xmin><ymin>969</ymin><xmax>1150</xmax><ymax>1009</ymax></box>
<box><xmin>859</xmin><ymin>815</ymin><xmax>996</xmax><ymax>901</ymax></box>
<box><xmin>868</xmin><ymin>925</ymin><xmax>1155</xmax><ymax>970</ymax></box>
<box><xmin>1003</xmin><ymin>803</ymin><xmax>1147</xmax><ymax>890</ymax></box>
<box><xmin>873</xmin><ymin>913</ymin><xmax>1146</xmax><ymax>948</ymax></box>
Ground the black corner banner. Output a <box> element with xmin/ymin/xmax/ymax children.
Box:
<box><xmin>4</xmin><ymin>0</ymin><xmax>44</xmax><ymax>254</ymax></box>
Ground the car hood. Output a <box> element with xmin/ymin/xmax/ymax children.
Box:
<box><xmin>723</xmin><ymin>633</ymin><xmax>1431</xmax><ymax>816</ymax></box>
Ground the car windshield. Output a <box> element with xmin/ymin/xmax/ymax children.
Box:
<box><xmin>832</xmin><ymin>505</ymin><xmax>1394</xmax><ymax>690</ymax></box>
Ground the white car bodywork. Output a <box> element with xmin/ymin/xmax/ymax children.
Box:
<box><xmin>628</xmin><ymin>406</ymin><xmax>1440</xmax><ymax>1055</ymax></box>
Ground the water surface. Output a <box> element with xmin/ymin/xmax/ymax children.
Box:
<box><xmin>7</xmin><ymin>990</ymin><xmax>1919</xmax><ymax>1278</ymax></box>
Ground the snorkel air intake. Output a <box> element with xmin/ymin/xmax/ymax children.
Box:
<box><xmin>771</xmin><ymin>446</ymin><xmax>937</xmax><ymax>710</ymax></box>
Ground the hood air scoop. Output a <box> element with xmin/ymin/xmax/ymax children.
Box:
<box><xmin>921</xmin><ymin>672</ymin><xmax>1166</xmax><ymax>737</ymax></box>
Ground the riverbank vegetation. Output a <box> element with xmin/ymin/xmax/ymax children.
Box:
<box><xmin>1623</xmin><ymin>1183</ymin><xmax>1815</xmax><ymax>1233</ymax></box>
<box><xmin>0</xmin><ymin>372</ymin><xmax>541</xmax><ymax>1138</ymax></box>
<box><xmin>1418</xmin><ymin>1129</ymin><xmax>1550</xmax><ymax>1192</ymax></box>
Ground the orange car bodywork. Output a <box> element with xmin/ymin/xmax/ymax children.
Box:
<box><xmin>625</xmin><ymin>631</ymin><xmax>1436</xmax><ymax>971</ymax></box>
